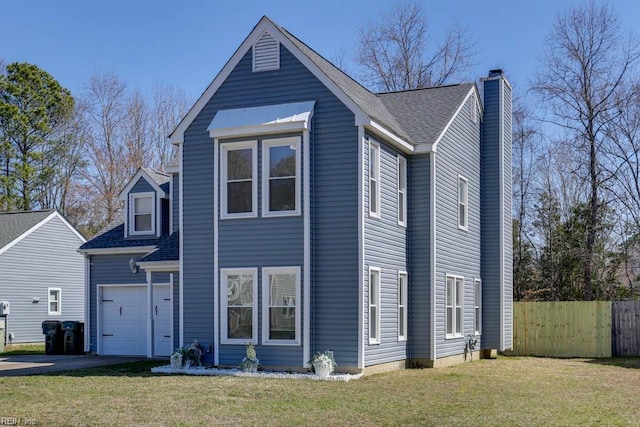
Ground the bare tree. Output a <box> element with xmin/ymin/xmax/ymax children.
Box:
<box><xmin>150</xmin><ymin>83</ymin><xmax>189</xmax><ymax>170</ymax></box>
<box><xmin>80</xmin><ymin>71</ymin><xmax>129</xmax><ymax>227</ymax></box>
<box><xmin>355</xmin><ymin>2</ymin><xmax>476</xmax><ymax>91</ymax></box>
<box><xmin>532</xmin><ymin>1</ymin><xmax>640</xmax><ymax>300</ymax></box>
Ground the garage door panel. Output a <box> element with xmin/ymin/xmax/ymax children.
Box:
<box><xmin>101</xmin><ymin>286</ymin><xmax>147</xmax><ymax>356</ymax></box>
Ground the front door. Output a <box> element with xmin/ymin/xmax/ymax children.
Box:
<box><xmin>153</xmin><ymin>285</ymin><xmax>172</xmax><ymax>356</ymax></box>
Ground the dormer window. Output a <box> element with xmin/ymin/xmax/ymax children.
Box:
<box><xmin>130</xmin><ymin>192</ymin><xmax>155</xmax><ymax>235</ymax></box>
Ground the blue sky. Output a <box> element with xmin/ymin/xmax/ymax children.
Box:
<box><xmin>2</xmin><ymin>1</ymin><xmax>639</xmax><ymax>102</ymax></box>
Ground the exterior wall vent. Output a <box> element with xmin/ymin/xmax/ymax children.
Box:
<box><xmin>253</xmin><ymin>31</ymin><xmax>280</xmax><ymax>72</ymax></box>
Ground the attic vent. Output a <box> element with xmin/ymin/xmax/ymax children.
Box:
<box><xmin>470</xmin><ymin>93</ymin><xmax>478</xmax><ymax>124</ymax></box>
<box><xmin>253</xmin><ymin>31</ymin><xmax>280</xmax><ymax>72</ymax></box>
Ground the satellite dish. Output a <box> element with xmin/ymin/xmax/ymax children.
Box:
<box><xmin>129</xmin><ymin>257</ymin><xmax>139</xmax><ymax>274</ymax></box>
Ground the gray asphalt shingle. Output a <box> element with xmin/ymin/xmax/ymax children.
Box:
<box><xmin>0</xmin><ymin>210</ymin><xmax>54</xmax><ymax>250</ymax></box>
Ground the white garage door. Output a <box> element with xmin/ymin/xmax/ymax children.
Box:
<box><xmin>100</xmin><ymin>286</ymin><xmax>147</xmax><ymax>356</ymax></box>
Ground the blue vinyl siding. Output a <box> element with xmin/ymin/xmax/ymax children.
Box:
<box><xmin>0</xmin><ymin>216</ymin><xmax>85</xmax><ymax>343</ymax></box>
<box><xmin>171</xmin><ymin>173</ymin><xmax>179</xmax><ymax>233</ymax></box>
<box><xmin>408</xmin><ymin>154</ymin><xmax>431</xmax><ymax>359</ymax></box>
<box><xmin>182</xmin><ymin>45</ymin><xmax>359</xmax><ymax>369</ymax></box>
<box><xmin>363</xmin><ymin>133</ymin><xmax>409</xmax><ymax>366</ymax></box>
<box><xmin>434</xmin><ymin>92</ymin><xmax>482</xmax><ymax>359</ymax></box>
<box><xmin>481</xmin><ymin>77</ymin><xmax>513</xmax><ymax>351</ymax></box>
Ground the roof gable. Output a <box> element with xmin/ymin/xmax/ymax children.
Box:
<box><xmin>0</xmin><ymin>210</ymin><xmax>86</xmax><ymax>254</ymax></box>
<box><xmin>377</xmin><ymin>84</ymin><xmax>477</xmax><ymax>151</ymax></box>
<box><xmin>118</xmin><ymin>167</ymin><xmax>169</xmax><ymax>201</ymax></box>
<box><xmin>169</xmin><ymin>16</ymin><xmax>409</xmax><ymax>146</ymax></box>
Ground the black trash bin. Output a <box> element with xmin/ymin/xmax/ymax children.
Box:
<box><xmin>42</xmin><ymin>320</ymin><xmax>62</xmax><ymax>355</ymax></box>
<box><xmin>61</xmin><ymin>321</ymin><xmax>84</xmax><ymax>355</ymax></box>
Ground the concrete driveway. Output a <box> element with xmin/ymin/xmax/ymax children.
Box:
<box><xmin>0</xmin><ymin>354</ymin><xmax>143</xmax><ymax>376</ymax></box>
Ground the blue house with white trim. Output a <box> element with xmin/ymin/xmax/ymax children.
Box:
<box><xmin>79</xmin><ymin>16</ymin><xmax>512</xmax><ymax>372</ymax></box>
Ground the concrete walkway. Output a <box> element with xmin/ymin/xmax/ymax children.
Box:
<box><xmin>0</xmin><ymin>354</ymin><xmax>142</xmax><ymax>376</ymax></box>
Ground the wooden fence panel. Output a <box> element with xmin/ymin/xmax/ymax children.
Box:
<box><xmin>612</xmin><ymin>301</ymin><xmax>640</xmax><ymax>356</ymax></box>
<box><xmin>512</xmin><ymin>301</ymin><xmax>611</xmax><ymax>358</ymax></box>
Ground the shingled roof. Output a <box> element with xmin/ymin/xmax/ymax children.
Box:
<box><xmin>139</xmin><ymin>232</ymin><xmax>178</xmax><ymax>262</ymax></box>
<box><xmin>170</xmin><ymin>16</ymin><xmax>474</xmax><ymax>147</ymax></box>
<box><xmin>0</xmin><ymin>210</ymin><xmax>55</xmax><ymax>250</ymax></box>
<box><xmin>377</xmin><ymin>84</ymin><xmax>475</xmax><ymax>146</ymax></box>
<box><xmin>276</xmin><ymin>22</ymin><xmax>410</xmax><ymax>142</ymax></box>
<box><xmin>78</xmin><ymin>223</ymin><xmax>158</xmax><ymax>251</ymax></box>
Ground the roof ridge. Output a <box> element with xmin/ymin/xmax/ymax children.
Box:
<box><xmin>376</xmin><ymin>82</ymin><xmax>475</xmax><ymax>96</ymax></box>
<box><xmin>0</xmin><ymin>209</ymin><xmax>55</xmax><ymax>216</ymax></box>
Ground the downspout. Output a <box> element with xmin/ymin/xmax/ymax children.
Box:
<box><xmin>179</xmin><ymin>143</ymin><xmax>184</xmax><ymax>348</ymax></box>
<box><xmin>146</xmin><ymin>270</ymin><xmax>154</xmax><ymax>358</ymax></box>
<box><xmin>84</xmin><ymin>255</ymin><xmax>90</xmax><ymax>353</ymax></box>
<box><xmin>303</xmin><ymin>127</ymin><xmax>311</xmax><ymax>367</ymax></box>
<box><xmin>430</xmin><ymin>150</ymin><xmax>437</xmax><ymax>362</ymax></box>
<box><xmin>213</xmin><ymin>138</ymin><xmax>220</xmax><ymax>366</ymax></box>
<box><xmin>358</xmin><ymin>125</ymin><xmax>365</xmax><ymax>370</ymax></box>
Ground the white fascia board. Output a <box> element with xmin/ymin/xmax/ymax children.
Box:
<box><xmin>361</xmin><ymin>120</ymin><xmax>413</xmax><ymax>154</ymax></box>
<box><xmin>118</xmin><ymin>169</ymin><xmax>168</xmax><ymax>201</ymax></box>
<box><xmin>430</xmin><ymin>87</ymin><xmax>475</xmax><ymax>151</ymax></box>
<box><xmin>77</xmin><ymin>246</ymin><xmax>157</xmax><ymax>255</ymax></box>
<box><xmin>52</xmin><ymin>211</ymin><xmax>87</xmax><ymax>243</ymax></box>
<box><xmin>170</xmin><ymin>17</ymin><xmax>372</xmax><ymax>145</ymax></box>
<box><xmin>0</xmin><ymin>210</ymin><xmax>57</xmax><ymax>255</ymax></box>
<box><xmin>137</xmin><ymin>260</ymin><xmax>179</xmax><ymax>272</ymax></box>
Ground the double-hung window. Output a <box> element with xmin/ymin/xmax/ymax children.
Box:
<box><xmin>398</xmin><ymin>271</ymin><xmax>408</xmax><ymax>341</ymax></box>
<box><xmin>369</xmin><ymin>141</ymin><xmax>380</xmax><ymax>217</ymax></box>
<box><xmin>48</xmin><ymin>288</ymin><xmax>61</xmax><ymax>315</ymax></box>
<box><xmin>369</xmin><ymin>267</ymin><xmax>381</xmax><ymax>344</ymax></box>
<box><xmin>221</xmin><ymin>269</ymin><xmax>257</xmax><ymax>343</ymax></box>
<box><xmin>397</xmin><ymin>156</ymin><xmax>407</xmax><ymax>226</ymax></box>
<box><xmin>221</xmin><ymin>141</ymin><xmax>257</xmax><ymax>218</ymax></box>
<box><xmin>458</xmin><ymin>175</ymin><xmax>468</xmax><ymax>230</ymax></box>
<box><xmin>474</xmin><ymin>279</ymin><xmax>482</xmax><ymax>334</ymax></box>
<box><xmin>129</xmin><ymin>193</ymin><xmax>154</xmax><ymax>235</ymax></box>
<box><xmin>262</xmin><ymin>267</ymin><xmax>300</xmax><ymax>345</ymax></box>
<box><xmin>262</xmin><ymin>137</ymin><xmax>300</xmax><ymax>216</ymax></box>
<box><xmin>446</xmin><ymin>275</ymin><xmax>464</xmax><ymax>338</ymax></box>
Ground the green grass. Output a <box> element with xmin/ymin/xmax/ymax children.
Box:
<box><xmin>1</xmin><ymin>357</ymin><xmax>639</xmax><ymax>426</ymax></box>
<box><xmin>0</xmin><ymin>343</ymin><xmax>45</xmax><ymax>355</ymax></box>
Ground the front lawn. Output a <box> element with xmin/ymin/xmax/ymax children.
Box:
<box><xmin>0</xmin><ymin>343</ymin><xmax>45</xmax><ymax>355</ymax></box>
<box><xmin>0</xmin><ymin>357</ymin><xmax>638</xmax><ymax>426</ymax></box>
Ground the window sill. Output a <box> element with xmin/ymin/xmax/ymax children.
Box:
<box><xmin>221</xmin><ymin>338</ymin><xmax>257</xmax><ymax>345</ymax></box>
<box><xmin>445</xmin><ymin>334</ymin><xmax>463</xmax><ymax>340</ymax></box>
<box><xmin>261</xmin><ymin>339</ymin><xmax>300</xmax><ymax>346</ymax></box>
<box><xmin>262</xmin><ymin>210</ymin><xmax>301</xmax><ymax>218</ymax></box>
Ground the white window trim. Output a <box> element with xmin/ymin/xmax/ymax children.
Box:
<box><xmin>220</xmin><ymin>141</ymin><xmax>258</xmax><ymax>219</ymax></box>
<box><xmin>458</xmin><ymin>175</ymin><xmax>468</xmax><ymax>231</ymax></box>
<box><xmin>398</xmin><ymin>271</ymin><xmax>408</xmax><ymax>341</ymax></box>
<box><xmin>445</xmin><ymin>275</ymin><xmax>464</xmax><ymax>339</ymax></box>
<box><xmin>262</xmin><ymin>136</ymin><xmax>301</xmax><ymax>217</ymax></box>
<box><xmin>261</xmin><ymin>266</ymin><xmax>301</xmax><ymax>346</ymax></box>
<box><xmin>368</xmin><ymin>266</ymin><xmax>381</xmax><ymax>344</ymax></box>
<box><xmin>368</xmin><ymin>141</ymin><xmax>381</xmax><ymax>218</ymax></box>
<box><xmin>129</xmin><ymin>192</ymin><xmax>156</xmax><ymax>236</ymax></box>
<box><xmin>220</xmin><ymin>268</ymin><xmax>258</xmax><ymax>344</ymax></box>
<box><xmin>474</xmin><ymin>278</ymin><xmax>482</xmax><ymax>335</ymax></box>
<box><xmin>397</xmin><ymin>156</ymin><xmax>407</xmax><ymax>227</ymax></box>
<box><xmin>48</xmin><ymin>287</ymin><xmax>61</xmax><ymax>315</ymax></box>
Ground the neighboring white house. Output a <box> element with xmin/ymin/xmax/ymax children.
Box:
<box><xmin>0</xmin><ymin>210</ymin><xmax>86</xmax><ymax>344</ymax></box>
